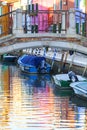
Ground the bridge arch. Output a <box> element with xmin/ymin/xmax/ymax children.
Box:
<box><xmin>0</xmin><ymin>40</ymin><xmax>87</xmax><ymax>55</ymax></box>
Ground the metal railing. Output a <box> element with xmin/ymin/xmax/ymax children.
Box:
<box><xmin>20</xmin><ymin>9</ymin><xmax>87</xmax><ymax>37</ymax></box>
<box><xmin>0</xmin><ymin>9</ymin><xmax>87</xmax><ymax>37</ymax></box>
<box><xmin>22</xmin><ymin>10</ymin><xmax>69</xmax><ymax>34</ymax></box>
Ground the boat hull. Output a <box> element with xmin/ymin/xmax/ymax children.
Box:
<box><xmin>53</xmin><ymin>74</ymin><xmax>86</xmax><ymax>90</ymax></box>
<box><xmin>53</xmin><ymin>76</ymin><xmax>72</xmax><ymax>90</ymax></box>
<box><xmin>20</xmin><ymin>64</ymin><xmax>51</xmax><ymax>74</ymax></box>
<box><xmin>53</xmin><ymin>87</ymin><xmax>74</xmax><ymax>97</ymax></box>
<box><xmin>70</xmin><ymin>81</ymin><xmax>87</xmax><ymax>99</ymax></box>
<box><xmin>3</xmin><ymin>55</ymin><xmax>17</xmax><ymax>63</ymax></box>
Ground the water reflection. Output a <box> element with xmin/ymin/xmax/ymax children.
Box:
<box><xmin>0</xmin><ymin>64</ymin><xmax>87</xmax><ymax>130</ymax></box>
<box><xmin>0</xmin><ymin>64</ymin><xmax>11</xmax><ymax>129</ymax></box>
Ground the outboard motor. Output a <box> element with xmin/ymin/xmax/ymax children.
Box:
<box><xmin>68</xmin><ymin>71</ymin><xmax>78</xmax><ymax>82</ymax></box>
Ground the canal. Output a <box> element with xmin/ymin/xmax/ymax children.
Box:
<box><xmin>0</xmin><ymin>63</ymin><xmax>87</xmax><ymax>130</ymax></box>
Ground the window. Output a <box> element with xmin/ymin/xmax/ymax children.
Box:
<box><xmin>60</xmin><ymin>0</ymin><xmax>62</xmax><ymax>10</ymax></box>
<box><xmin>0</xmin><ymin>26</ymin><xmax>2</xmax><ymax>34</ymax></box>
<box><xmin>0</xmin><ymin>6</ymin><xmax>2</xmax><ymax>16</ymax></box>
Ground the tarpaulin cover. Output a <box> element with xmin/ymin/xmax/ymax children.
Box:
<box><xmin>20</xmin><ymin>55</ymin><xmax>46</xmax><ymax>67</ymax></box>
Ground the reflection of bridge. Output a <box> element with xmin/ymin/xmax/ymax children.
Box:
<box><xmin>0</xmin><ymin>9</ymin><xmax>87</xmax><ymax>55</ymax></box>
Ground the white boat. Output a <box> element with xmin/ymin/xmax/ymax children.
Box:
<box><xmin>70</xmin><ymin>81</ymin><xmax>87</xmax><ymax>98</ymax></box>
<box><xmin>53</xmin><ymin>71</ymin><xmax>86</xmax><ymax>90</ymax></box>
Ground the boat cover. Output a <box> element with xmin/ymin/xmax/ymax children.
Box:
<box><xmin>20</xmin><ymin>55</ymin><xmax>46</xmax><ymax>67</ymax></box>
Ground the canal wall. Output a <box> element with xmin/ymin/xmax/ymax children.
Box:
<box><xmin>46</xmin><ymin>55</ymin><xmax>87</xmax><ymax>77</ymax></box>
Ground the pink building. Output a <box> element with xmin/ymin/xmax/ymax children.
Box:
<box><xmin>28</xmin><ymin>0</ymin><xmax>54</xmax><ymax>32</ymax></box>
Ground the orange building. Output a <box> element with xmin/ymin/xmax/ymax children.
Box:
<box><xmin>0</xmin><ymin>0</ymin><xmax>19</xmax><ymax>36</ymax></box>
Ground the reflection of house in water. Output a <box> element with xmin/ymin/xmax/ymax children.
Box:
<box><xmin>53</xmin><ymin>86</ymin><xmax>87</xmax><ymax>129</ymax></box>
<box><xmin>53</xmin><ymin>87</ymin><xmax>75</xmax><ymax>128</ymax></box>
<box><xmin>0</xmin><ymin>65</ymin><xmax>10</xmax><ymax>128</ymax></box>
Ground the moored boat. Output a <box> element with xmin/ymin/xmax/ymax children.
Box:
<box><xmin>2</xmin><ymin>54</ymin><xmax>17</xmax><ymax>63</ymax></box>
<box><xmin>71</xmin><ymin>94</ymin><xmax>87</xmax><ymax>107</ymax></box>
<box><xmin>70</xmin><ymin>81</ymin><xmax>87</xmax><ymax>99</ymax></box>
<box><xmin>17</xmin><ymin>54</ymin><xmax>51</xmax><ymax>74</ymax></box>
<box><xmin>53</xmin><ymin>71</ymin><xmax>86</xmax><ymax>90</ymax></box>
<box><xmin>53</xmin><ymin>87</ymin><xmax>73</xmax><ymax>97</ymax></box>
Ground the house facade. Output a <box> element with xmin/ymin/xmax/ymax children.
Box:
<box><xmin>0</xmin><ymin>0</ymin><xmax>87</xmax><ymax>35</ymax></box>
<box><xmin>0</xmin><ymin>0</ymin><xmax>19</xmax><ymax>36</ymax></box>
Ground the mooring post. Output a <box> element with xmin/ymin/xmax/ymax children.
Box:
<box><xmin>0</xmin><ymin>55</ymin><xmax>3</xmax><ymax>61</ymax></box>
<box><xmin>82</xmin><ymin>65</ymin><xmax>87</xmax><ymax>76</ymax></box>
<box><xmin>51</xmin><ymin>49</ymin><xmax>57</xmax><ymax>69</ymax></box>
<box><xmin>68</xmin><ymin>51</ymin><xmax>76</xmax><ymax>71</ymax></box>
<box><xmin>62</xmin><ymin>51</ymin><xmax>69</xmax><ymax>72</ymax></box>
<box><xmin>59</xmin><ymin>51</ymin><xmax>65</xmax><ymax>73</ymax></box>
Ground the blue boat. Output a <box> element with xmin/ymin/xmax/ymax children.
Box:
<box><xmin>17</xmin><ymin>54</ymin><xmax>51</xmax><ymax>74</ymax></box>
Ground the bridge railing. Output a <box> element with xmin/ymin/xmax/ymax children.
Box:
<box><xmin>22</xmin><ymin>10</ymin><xmax>68</xmax><ymax>34</ymax></box>
<box><xmin>0</xmin><ymin>8</ymin><xmax>87</xmax><ymax>37</ymax></box>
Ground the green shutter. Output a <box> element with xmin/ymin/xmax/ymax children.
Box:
<box><xmin>82</xmin><ymin>22</ymin><xmax>86</xmax><ymax>36</ymax></box>
<box><xmin>59</xmin><ymin>23</ymin><xmax>61</xmax><ymax>33</ymax></box>
<box><xmin>53</xmin><ymin>24</ymin><xmax>56</xmax><ymax>33</ymax></box>
<box><xmin>28</xmin><ymin>5</ymin><xmax>30</xmax><ymax>13</ymax></box>
<box><xmin>36</xmin><ymin>3</ymin><xmax>38</xmax><ymax>11</ymax></box>
<box><xmin>36</xmin><ymin>3</ymin><xmax>38</xmax><ymax>15</ymax></box>
<box><xmin>76</xmin><ymin>0</ymin><xmax>78</xmax><ymax>8</ymax></box>
<box><xmin>32</xmin><ymin>4</ymin><xmax>34</xmax><ymax>12</ymax></box>
<box><xmin>31</xmin><ymin>25</ymin><xmax>34</xmax><ymax>33</ymax></box>
<box><xmin>35</xmin><ymin>25</ymin><xmax>38</xmax><ymax>33</ymax></box>
<box><xmin>76</xmin><ymin>23</ymin><xmax>79</xmax><ymax>34</ymax></box>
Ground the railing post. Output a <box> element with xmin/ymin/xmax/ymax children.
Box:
<box><xmin>61</xmin><ymin>12</ymin><xmax>66</xmax><ymax>34</ymax></box>
<box><xmin>13</xmin><ymin>9</ymin><xmax>23</xmax><ymax>34</ymax></box>
<box><xmin>67</xmin><ymin>8</ymin><xmax>76</xmax><ymax>35</ymax></box>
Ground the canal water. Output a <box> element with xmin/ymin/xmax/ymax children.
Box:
<box><xmin>0</xmin><ymin>63</ymin><xmax>87</xmax><ymax>130</ymax></box>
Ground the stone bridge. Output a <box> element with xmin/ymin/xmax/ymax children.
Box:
<box><xmin>0</xmin><ymin>9</ymin><xmax>87</xmax><ymax>55</ymax></box>
<box><xmin>0</xmin><ymin>33</ymin><xmax>87</xmax><ymax>55</ymax></box>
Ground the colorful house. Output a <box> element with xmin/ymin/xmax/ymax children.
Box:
<box><xmin>53</xmin><ymin>0</ymin><xmax>87</xmax><ymax>35</ymax></box>
<box><xmin>0</xmin><ymin>0</ymin><xmax>17</xmax><ymax>36</ymax></box>
<box><xmin>0</xmin><ymin>0</ymin><xmax>87</xmax><ymax>35</ymax></box>
<box><xmin>75</xmin><ymin>0</ymin><xmax>86</xmax><ymax>36</ymax></box>
<box><xmin>25</xmin><ymin>0</ymin><xmax>54</xmax><ymax>32</ymax></box>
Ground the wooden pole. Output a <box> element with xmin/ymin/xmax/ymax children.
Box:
<box><xmin>82</xmin><ymin>65</ymin><xmax>87</xmax><ymax>76</ymax></box>
<box><xmin>68</xmin><ymin>51</ymin><xmax>76</xmax><ymax>71</ymax></box>
<box><xmin>58</xmin><ymin>51</ymin><xmax>65</xmax><ymax>73</ymax></box>
<box><xmin>51</xmin><ymin>49</ymin><xmax>57</xmax><ymax>69</ymax></box>
<box><xmin>62</xmin><ymin>51</ymin><xmax>69</xmax><ymax>72</ymax></box>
